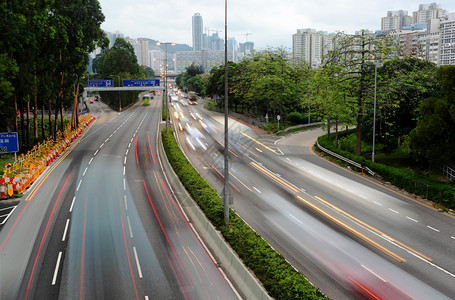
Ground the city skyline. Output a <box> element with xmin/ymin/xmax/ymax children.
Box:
<box><xmin>98</xmin><ymin>0</ymin><xmax>455</xmax><ymax>50</ymax></box>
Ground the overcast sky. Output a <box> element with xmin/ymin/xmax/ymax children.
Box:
<box><xmin>98</xmin><ymin>0</ymin><xmax>455</xmax><ymax>50</ymax></box>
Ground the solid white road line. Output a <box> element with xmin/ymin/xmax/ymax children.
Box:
<box><xmin>406</xmin><ymin>216</ymin><xmax>418</xmax><ymax>222</ymax></box>
<box><xmin>427</xmin><ymin>226</ymin><xmax>440</xmax><ymax>232</ymax></box>
<box><xmin>62</xmin><ymin>219</ymin><xmax>70</xmax><ymax>241</ymax></box>
<box><xmin>133</xmin><ymin>247</ymin><xmax>143</xmax><ymax>278</ymax></box>
<box><xmin>69</xmin><ymin>197</ymin><xmax>76</xmax><ymax>212</ymax></box>
<box><xmin>51</xmin><ymin>252</ymin><xmax>63</xmax><ymax>285</ymax></box>
<box><xmin>127</xmin><ymin>216</ymin><xmax>133</xmax><ymax>238</ymax></box>
<box><xmin>76</xmin><ymin>180</ymin><xmax>82</xmax><ymax>191</ymax></box>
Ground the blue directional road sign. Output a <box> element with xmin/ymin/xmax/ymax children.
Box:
<box><xmin>122</xmin><ymin>79</ymin><xmax>160</xmax><ymax>87</ymax></box>
<box><xmin>0</xmin><ymin>132</ymin><xmax>19</xmax><ymax>153</ymax></box>
<box><xmin>87</xmin><ymin>80</ymin><xmax>113</xmax><ymax>87</ymax></box>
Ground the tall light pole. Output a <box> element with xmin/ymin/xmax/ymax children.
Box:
<box><xmin>156</xmin><ymin>42</ymin><xmax>176</xmax><ymax>132</ymax></box>
<box><xmin>372</xmin><ymin>60</ymin><xmax>381</xmax><ymax>162</ymax></box>
<box><xmin>308</xmin><ymin>64</ymin><xmax>311</xmax><ymax>124</ymax></box>
<box><xmin>223</xmin><ymin>0</ymin><xmax>230</xmax><ymax>224</ymax></box>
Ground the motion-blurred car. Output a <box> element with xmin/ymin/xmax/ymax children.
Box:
<box><xmin>178</xmin><ymin>117</ymin><xmax>190</xmax><ymax>131</ymax></box>
<box><xmin>184</xmin><ymin>125</ymin><xmax>207</xmax><ymax>151</ymax></box>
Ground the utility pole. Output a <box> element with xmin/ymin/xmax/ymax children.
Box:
<box><xmin>156</xmin><ymin>42</ymin><xmax>176</xmax><ymax>132</ymax></box>
<box><xmin>223</xmin><ymin>0</ymin><xmax>230</xmax><ymax>225</ymax></box>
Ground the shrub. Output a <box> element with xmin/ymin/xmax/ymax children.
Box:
<box><xmin>162</xmin><ymin>129</ymin><xmax>328</xmax><ymax>299</ymax></box>
<box><xmin>287</xmin><ymin>112</ymin><xmax>304</xmax><ymax>125</ymax></box>
<box><xmin>317</xmin><ymin>133</ymin><xmax>455</xmax><ymax>209</ymax></box>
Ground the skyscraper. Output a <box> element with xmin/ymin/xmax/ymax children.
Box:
<box><xmin>292</xmin><ymin>29</ymin><xmax>335</xmax><ymax>67</ymax></box>
<box><xmin>192</xmin><ymin>13</ymin><xmax>203</xmax><ymax>51</ymax></box>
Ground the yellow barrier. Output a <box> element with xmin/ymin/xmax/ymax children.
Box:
<box><xmin>1</xmin><ymin>113</ymin><xmax>95</xmax><ymax>197</ymax></box>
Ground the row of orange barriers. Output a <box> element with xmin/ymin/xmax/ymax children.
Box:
<box><xmin>1</xmin><ymin>113</ymin><xmax>95</xmax><ymax>199</ymax></box>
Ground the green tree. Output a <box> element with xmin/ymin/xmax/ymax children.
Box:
<box><xmin>367</xmin><ymin>58</ymin><xmax>438</xmax><ymax>152</ymax></box>
<box><xmin>141</xmin><ymin>66</ymin><xmax>155</xmax><ymax>78</ymax></box>
<box><xmin>93</xmin><ymin>38</ymin><xmax>139</xmax><ymax>79</ymax></box>
<box><xmin>323</xmin><ymin>31</ymin><xmax>397</xmax><ymax>155</ymax></box>
<box><xmin>93</xmin><ymin>38</ymin><xmax>143</xmax><ymax>110</ymax></box>
<box><xmin>407</xmin><ymin>65</ymin><xmax>455</xmax><ymax>167</ymax></box>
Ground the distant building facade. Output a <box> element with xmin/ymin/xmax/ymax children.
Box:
<box><xmin>292</xmin><ymin>28</ymin><xmax>335</xmax><ymax>67</ymax></box>
<box><xmin>176</xmin><ymin>50</ymin><xmax>235</xmax><ymax>73</ymax></box>
<box><xmin>413</xmin><ymin>3</ymin><xmax>446</xmax><ymax>25</ymax></box>
<box><xmin>440</xmin><ymin>12</ymin><xmax>455</xmax><ymax>65</ymax></box>
<box><xmin>381</xmin><ymin>10</ymin><xmax>412</xmax><ymax>31</ymax></box>
<box><xmin>192</xmin><ymin>13</ymin><xmax>203</xmax><ymax>51</ymax></box>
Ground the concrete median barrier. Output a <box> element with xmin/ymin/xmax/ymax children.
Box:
<box><xmin>158</xmin><ymin>134</ymin><xmax>271</xmax><ymax>300</ymax></box>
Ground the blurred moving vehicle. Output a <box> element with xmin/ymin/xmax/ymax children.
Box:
<box><xmin>188</xmin><ymin>91</ymin><xmax>198</xmax><ymax>105</ymax></box>
<box><xmin>184</xmin><ymin>125</ymin><xmax>207</xmax><ymax>151</ymax></box>
<box><xmin>180</xmin><ymin>98</ymin><xmax>188</xmax><ymax>106</ymax></box>
<box><xmin>142</xmin><ymin>94</ymin><xmax>151</xmax><ymax>106</ymax></box>
<box><xmin>178</xmin><ymin>117</ymin><xmax>190</xmax><ymax>131</ymax></box>
<box><xmin>169</xmin><ymin>93</ymin><xmax>179</xmax><ymax>107</ymax></box>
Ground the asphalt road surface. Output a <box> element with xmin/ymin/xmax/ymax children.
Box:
<box><xmin>170</xmin><ymin>96</ymin><xmax>455</xmax><ymax>300</ymax></box>
<box><xmin>0</xmin><ymin>96</ymin><xmax>239</xmax><ymax>299</ymax></box>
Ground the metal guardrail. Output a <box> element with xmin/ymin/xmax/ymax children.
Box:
<box><xmin>442</xmin><ymin>165</ymin><xmax>455</xmax><ymax>181</ymax></box>
<box><xmin>283</xmin><ymin>122</ymin><xmax>323</xmax><ymax>132</ymax></box>
<box><xmin>316</xmin><ymin>141</ymin><xmax>375</xmax><ymax>176</ymax></box>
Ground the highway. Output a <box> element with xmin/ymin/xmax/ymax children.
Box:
<box><xmin>170</xmin><ymin>94</ymin><xmax>455</xmax><ymax>300</ymax></box>
<box><xmin>0</xmin><ymin>96</ymin><xmax>239</xmax><ymax>299</ymax></box>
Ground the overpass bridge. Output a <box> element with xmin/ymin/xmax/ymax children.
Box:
<box><xmin>85</xmin><ymin>86</ymin><xmax>165</xmax><ymax>92</ymax></box>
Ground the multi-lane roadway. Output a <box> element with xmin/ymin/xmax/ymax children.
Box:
<box><xmin>0</xmin><ymin>96</ymin><xmax>239</xmax><ymax>299</ymax></box>
<box><xmin>2</xmin><ymin>91</ymin><xmax>454</xmax><ymax>300</ymax></box>
<box><xmin>170</xmin><ymin>94</ymin><xmax>455</xmax><ymax>299</ymax></box>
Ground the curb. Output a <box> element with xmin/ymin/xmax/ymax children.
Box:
<box><xmin>157</xmin><ymin>134</ymin><xmax>271</xmax><ymax>300</ymax></box>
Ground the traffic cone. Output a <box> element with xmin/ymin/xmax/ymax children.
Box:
<box><xmin>13</xmin><ymin>177</ymin><xmax>19</xmax><ymax>194</ymax></box>
<box><xmin>0</xmin><ymin>185</ymin><xmax>7</xmax><ymax>200</ymax></box>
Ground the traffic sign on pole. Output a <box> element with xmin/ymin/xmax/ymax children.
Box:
<box><xmin>87</xmin><ymin>80</ymin><xmax>113</xmax><ymax>87</ymax></box>
<box><xmin>122</xmin><ymin>80</ymin><xmax>160</xmax><ymax>87</ymax></box>
<box><xmin>0</xmin><ymin>132</ymin><xmax>19</xmax><ymax>153</ymax></box>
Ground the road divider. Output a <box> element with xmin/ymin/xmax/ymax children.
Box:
<box><xmin>1</xmin><ymin>114</ymin><xmax>95</xmax><ymax>198</ymax></box>
<box><xmin>160</xmin><ymin>129</ymin><xmax>327</xmax><ymax>299</ymax></box>
<box><xmin>159</xmin><ymin>131</ymin><xmax>271</xmax><ymax>300</ymax></box>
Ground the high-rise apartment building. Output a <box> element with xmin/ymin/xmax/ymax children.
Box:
<box><xmin>192</xmin><ymin>13</ymin><xmax>203</xmax><ymax>51</ymax></box>
<box><xmin>412</xmin><ymin>3</ymin><xmax>446</xmax><ymax>25</ymax></box>
<box><xmin>440</xmin><ymin>12</ymin><xmax>455</xmax><ymax>65</ymax></box>
<box><xmin>381</xmin><ymin>10</ymin><xmax>412</xmax><ymax>31</ymax></box>
<box><xmin>292</xmin><ymin>29</ymin><xmax>335</xmax><ymax>67</ymax></box>
<box><xmin>105</xmin><ymin>31</ymin><xmax>124</xmax><ymax>48</ymax></box>
<box><xmin>139</xmin><ymin>39</ymin><xmax>149</xmax><ymax>67</ymax></box>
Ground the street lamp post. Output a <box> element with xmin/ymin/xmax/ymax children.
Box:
<box><xmin>156</xmin><ymin>42</ymin><xmax>176</xmax><ymax>132</ymax></box>
<box><xmin>223</xmin><ymin>0</ymin><xmax>230</xmax><ymax>224</ymax></box>
<box><xmin>372</xmin><ymin>60</ymin><xmax>381</xmax><ymax>163</ymax></box>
